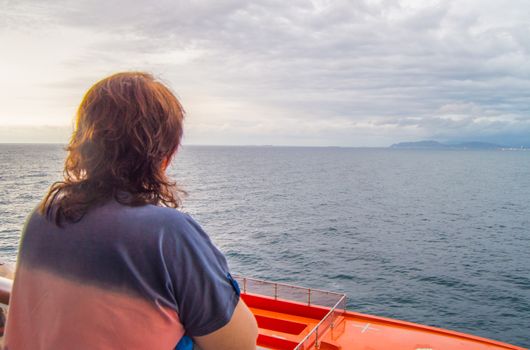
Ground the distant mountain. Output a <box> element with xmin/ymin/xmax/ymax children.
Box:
<box><xmin>390</xmin><ymin>140</ymin><xmax>504</xmax><ymax>149</ymax></box>
<box><xmin>390</xmin><ymin>141</ymin><xmax>447</xmax><ymax>149</ymax></box>
<box><xmin>455</xmin><ymin>142</ymin><xmax>504</xmax><ymax>149</ymax></box>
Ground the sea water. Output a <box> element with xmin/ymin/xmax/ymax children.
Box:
<box><xmin>0</xmin><ymin>144</ymin><xmax>529</xmax><ymax>347</ymax></box>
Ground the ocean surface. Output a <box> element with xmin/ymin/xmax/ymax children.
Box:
<box><xmin>0</xmin><ymin>144</ymin><xmax>529</xmax><ymax>347</ymax></box>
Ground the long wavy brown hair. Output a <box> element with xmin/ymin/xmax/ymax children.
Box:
<box><xmin>40</xmin><ymin>72</ymin><xmax>186</xmax><ymax>225</ymax></box>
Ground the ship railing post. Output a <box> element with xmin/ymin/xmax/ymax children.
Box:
<box><xmin>308</xmin><ymin>288</ymin><xmax>311</xmax><ymax>306</ymax></box>
<box><xmin>274</xmin><ymin>283</ymin><xmax>278</xmax><ymax>300</ymax></box>
<box><xmin>243</xmin><ymin>277</ymin><xmax>247</xmax><ymax>294</ymax></box>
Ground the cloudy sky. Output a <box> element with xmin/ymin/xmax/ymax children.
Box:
<box><xmin>1</xmin><ymin>0</ymin><xmax>529</xmax><ymax>146</ymax></box>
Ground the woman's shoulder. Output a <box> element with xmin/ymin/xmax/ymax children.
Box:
<box><xmin>96</xmin><ymin>200</ymin><xmax>202</xmax><ymax>238</ymax></box>
<box><xmin>116</xmin><ymin>202</ymin><xmax>195</xmax><ymax>227</ymax></box>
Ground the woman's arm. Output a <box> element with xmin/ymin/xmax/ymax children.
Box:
<box><xmin>193</xmin><ymin>299</ymin><xmax>258</xmax><ymax>350</ymax></box>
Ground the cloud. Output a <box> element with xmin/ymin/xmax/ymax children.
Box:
<box><xmin>1</xmin><ymin>0</ymin><xmax>530</xmax><ymax>146</ymax></box>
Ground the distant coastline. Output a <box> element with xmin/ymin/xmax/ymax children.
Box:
<box><xmin>390</xmin><ymin>140</ymin><xmax>529</xmax><ymax>150</ymax></box>
<box><xmin>0</xmin><ymin>142</ymin><xmax>528</xmax><ymax>151</ymax></box>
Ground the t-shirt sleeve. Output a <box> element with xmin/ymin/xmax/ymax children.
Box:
<box><xmin>163</xmin><ymin>213</ymin><xmax>240</xmax><ymax>337</ymax></box>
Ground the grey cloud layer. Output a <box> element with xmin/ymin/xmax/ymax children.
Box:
<box><xmin>5</xmin><ymin>0</ymin><xmax>530</xmax><ymax>145</ymax></box>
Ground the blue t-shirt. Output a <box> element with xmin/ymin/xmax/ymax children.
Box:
<box><xmin>4</xmin><ymin>199</ymin><xmax>240</xmax><ymax>349</ymax></box>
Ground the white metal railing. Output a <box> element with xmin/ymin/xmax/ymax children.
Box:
<box><xmin>234</xmin><ymin>275</ymin><xmax>346</xmax><ymax>350</ymax></box>
<box><xmin>294</xmin><ymin>295</ymin><xmax>346</xmax><ymax>350</ymax></box>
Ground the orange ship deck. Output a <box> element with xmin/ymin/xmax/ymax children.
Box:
<box><xmin>236</xmin><ymin>276</ymin><xmax>526</xmax><ymax>350</ymax></box>
<box><xmin>243</xmin><ymin>291</ymin><xmax>526</xmax><ymax>350</ymax></box>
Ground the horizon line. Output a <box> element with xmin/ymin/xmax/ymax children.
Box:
<box><xmin>0</xmin><ymin>142</ymin><xmax>391</xmax><ymax>148</ymax></box>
